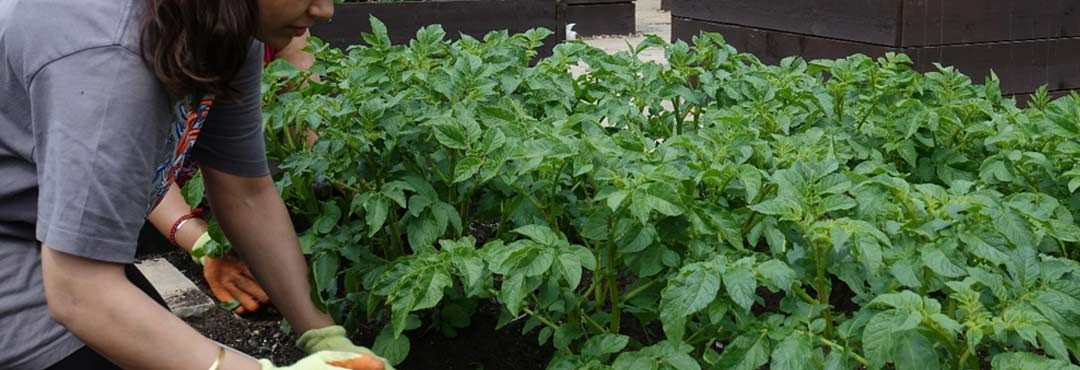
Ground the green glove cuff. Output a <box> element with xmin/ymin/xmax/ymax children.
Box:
<box><xmin>297</xmin><ymin>325</ymin><xmax>349</xmax><ymax>354</ymax></box>
<box><xmin>190</xmin><ymin>232</ymin><xmax>212</xmax><ymax>265</ymax></box>
<box><xmin>297</xmin><ymin>326</ymin><xmax>393</xmax><ymax>369</ymax></box>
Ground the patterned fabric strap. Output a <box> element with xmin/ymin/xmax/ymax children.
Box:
<box><xmin>150</xmin><ymin>95</ymin><xmax>215</xmax><ymax>210</ymax></box>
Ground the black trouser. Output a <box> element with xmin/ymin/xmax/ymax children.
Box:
<box><xmin>45</xmin><ymin>264</ymin><xmax>167</xmax><ymax>369</ymax></box>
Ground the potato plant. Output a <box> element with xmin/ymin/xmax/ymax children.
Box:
<box><xmin>262</xmin><ymin>17</ymin><xmax>1080</xmax><ymax>369</ymax></box>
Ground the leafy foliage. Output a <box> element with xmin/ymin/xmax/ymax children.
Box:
<box><xmin>262</xmin><ymin>17</ymin><xmax>1080</xmax><ymax>368</ymax></box>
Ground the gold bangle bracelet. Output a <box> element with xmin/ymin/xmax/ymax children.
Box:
<box><xmin>208</xmin><ymin>346</ymin><xmax>227</xmax><ymax>370</ymax></box>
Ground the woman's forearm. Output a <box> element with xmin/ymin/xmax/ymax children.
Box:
<box><xmin>202</xmin><ymin>166</ymin><xmax>334</xmax><ymax>334</ymax></box>
<box><xmin>41</xmin><ymin>246</ymin><xmax>261</xmax><ymax>370</ymax></box>
<box><xmin>148</xmin><ymin>183</ymin><xmax>207</xmax><ymax>253</ymax></box>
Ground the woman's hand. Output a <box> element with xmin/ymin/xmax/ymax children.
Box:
<box><xmin>296</xmin><ymin>326</ymin><xmax>393</xmax><ymax>369</ymax></box>
<box><xmin>259</xmin><ymin>352</ymin><xmax>383</xmax><ymax>370</ymax></box>
<box><xmin>204</xmin><ymin>253</ymin><xmax>270</xmax><ymax>314</ymax></box>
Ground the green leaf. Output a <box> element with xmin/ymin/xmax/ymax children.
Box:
<box><xmin>314</xmin><ymin>201</ymin><xmax>342</xmax><ymax>234</ymax></box>
<box><xmin>407</xmin><ymin>213</ymin><xmax>440</xmax><ymax>253</ymax></box>
<box><xmin>755</xmin><ymin>259</ymin><xmax>796</xmax><ymax>292</ymax></box>
<box><xmin>556</xmin><ymin>252</ymin><xmax>583</xmax><ymax>288</ymax></box>
<box><xmin>921</xmin><ymin>248</ymin><xmax>967</xmax><ymax>278</ymax></box>
<box><xmin>181</xmin><ymin>172</ymin><xmax>204</xmax><ymax>207</ymax></box>
<box><xmin>432</xmin><ymin>119</ymin><xmax>469</xmax><ymax>150</ymax></box>
<box><xmin>739</xmin><ymin>165</ymin><xmax>762</xmax><ymax>203</ymax></box>
<box><xmin>863</xmin><ymin>310</ymin><xmax>906</xmax><ymax>369</ymax></box>
<box><xmin>453</xmin><ymin>156</ymin><xmax>483</xmax><ymax>183</ymax></box>
<box><xmin>893</xmin><ymin>332</ymin><xmax>941</xmax><ymax>370</ymax></box>
<box><xmin>723</xmin><ymin>258</ymin><xmax>757</xmax><ymax>311</ymax></box>
<box><xmin>513</xmin><ymin>225</ymin><xmax>560</xmax><ymax>246</ymax></box>
<box><xmin>960</xmin><ymin>231</ymin><xmax>1010</xmax><ymax>266</ymax></box>
<box><xmin>498</xmin><ymin>274</ymin><xmax>531</xmax><ymax>315</ymax></box>
<box><xmin>607</xmin><ymin>189</ymin><xmax>630</xmax><ymax>212</ymax></box>
<box><xmin>715</xmin><ymin>332</ymin><xmax>770</xmax><ymax>370</ymax></box>
<box><xmin>661</xmin><ymin>263</ymin><xmax>722</xmax><ymax>319</ymax></box>
<box><xmin>364</xmin><ymin>15</ymin><xmax>391</xmax><ymax>48</ymax></box>
<box><xmin>412</xmin><ymin>268</ymin><xmax>452</xmax><ymax>311</ymax></box>
<box><xmin>995</xmin><ymin>207</ymin><xmax>1036</xmax><ymax>247</ymax></box>
<box><xmin>313</xmin><ymin>253</ymin><xmax>340</xmax><ymax>298</ymax></box>
<box><xmin>620</xmin><ymin>225</ymin><xmax>657</xmax><ymax>253</ymax></box>
<box><xmin>771</xmin><ymin>334</ymin><xmax>814</xmax><ymax>370</ymax></box>
<box><xmin>991</xmin><ymin>352</ymin><xmax>1080</xmax><ymax>370</ymax></box>
<box><xmin>364</xmin><ymin>195</ymin><xmax>390</xmax><ymax>237</ymax></box>
<box><xmin>580</xmin><ymin>334</ymin><xmax>630</xmax><ymax>356</ymax></box>
<box><xmin>373</xmin><ymin>325</ymin><xmax>410</xmax><ymax>366</ymax></box>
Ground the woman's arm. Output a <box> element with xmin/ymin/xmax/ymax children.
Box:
<box><xmin>41</xmin><ymin>246</ymin><xmax>261</xmax><ymax>370</ymax></box>
<box><xmin>202</xmin><ymin>166</ymin><xmax>334</xmax><ymax>334</ymax></box>
<box><xmin>148</xmin><ymin>183</ymin><xmax>207</xmax><ymax>253</ymax></box>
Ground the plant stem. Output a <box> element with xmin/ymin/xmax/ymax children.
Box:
<box><xmin>388</xmin><ymin>219</ymin><xmax>404</xmax><ymax>258</ymax></box>
<box><xmin>521</xmin><ymin>306</ymin><xmax>560</xmax><ymax>330</ymax></box>
<box><xmin>817</xmin><ymin>336</ymin><xmax>869</xmax><ymax>367</ymax></box>
<box><xmin>581</xmin><ymin>311</ymin><xmax>607</xmax><ymax>333</ymax></box>
<box><xmin>792</xmin><ymin>284</ymin><xmax>819</xmax><ymax>305</ymax></box>
<box><xmin>623</xmin><ymin>279</ymin><xmax>658</xmax><ymax>302</ymax></box>
<box><xmin>673</xmin><ymin>97</ymin><xmax>684</xmax><ymax>137</ymax></box>
<box><xmin>815</xmin><ymin>244</ymin><xmax>835</xmax><ymax>339</ymax></box>
<box><xmin>606</xmin><ymin>218</ymin><xmax>621</xmax><ymax>333</ymax></box>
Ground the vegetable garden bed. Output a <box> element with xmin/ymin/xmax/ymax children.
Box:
<box><xmin>258</xmin><ymin>20</ymin><xmax>1080</xmax><ymax>369</ymax></box>
<box><xmin>670</xmin><ymin>0</ymin><xmax>1080</xmax><ymax>98</ymax></box>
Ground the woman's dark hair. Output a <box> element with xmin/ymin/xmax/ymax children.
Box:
<box><xmin>140</xmin><ymin>0</ymin><xmax>259</xmax><ymax>99</ymax></box>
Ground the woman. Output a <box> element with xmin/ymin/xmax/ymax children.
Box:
<box><xmin>0</xmin><ymin>0</ymin><xmax>386</xmax><ymax>369</ymax></box>
<box><xmin>147</xmin><ymin>31</ymin><xmax>318</xmax><ymax>316</ymax></box>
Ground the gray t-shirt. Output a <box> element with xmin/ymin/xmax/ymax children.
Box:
<box><xmin>0</xmin><ymin>0</ymin><xmax>269</xmax><ymax>368</ymax></box>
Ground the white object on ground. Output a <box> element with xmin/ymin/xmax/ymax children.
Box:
<box><xmin>135</xmin><ymin>258</ymin><xmax>216</xmax><ymax>318</ymax></box>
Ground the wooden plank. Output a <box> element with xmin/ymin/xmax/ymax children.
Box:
<box><xmin>312</xmin><ymin>0</ymin><xmax>562</xmax><ymax>55</ymax></box>
<box><xmin>671</xmin><ymin>0</ymin><xmax>902</xmax><ymax>46</ymax></box>
<box><xmin>672</xmin><ymin>17</ymin><xmax>897</xmax><ymax>65</ymax></box>
<box><xmin>901</xmin><ymin>0</ymin><xmax>1080</xmax><ymax>47</ymax></box>
<box><xmin>565</xmin><ymin>2</ymin><xmax>636</xmax><ymax>37</ymax></box>
<box><xmin>1047</xmin><ymin>37</ymin><xmax>1080</xmax><ymax>91</ymax></box>
<box><xmin>566</xmin><ymin>0</ymin><xmax>629</xmax><ymax>4</ymax></box>
<box><xmin>1011</xmin><ymin>89</ymin><xmax>1075</xmax><ymax>108</ymax></box>
<box><xmin>660</xmin><ymin>0</ymin><xmax>671</xmax><ymax>11</ymax></box>
<box><xmin>673</xmin><ymin>17</ymin><xmax>1080</xmax><ymax>95</ymax></box>
<box><xmin>908</xmin><ymin>37</ymin><xmax>1080</xmax><ymax>95</ymax></box>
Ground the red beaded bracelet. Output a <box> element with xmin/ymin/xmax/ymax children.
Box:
<box><xmin>168</xmin><ymin>208</ymin><xmax>205</xmax><ymax>247</ymax></box>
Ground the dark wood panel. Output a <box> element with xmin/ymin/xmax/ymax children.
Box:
<box><xmin>312</xmin><ymin>0</ymin><xmax>561</xmax><ymax>55</ymax></box>
<box><xmin>1011</xmin><ymin>89</ymin><xmax>1075</xmax><ymax>108</ymax></box>
<box><xmin>566</xmin><ymin>0</ymin><xmax>630</xmax><ymax>4</ymax></box>
<box><xmin>908</xmin><ymin>41</ymin><xmax>1045</xmax><ymax>94</ymax></box>
<box><xmin>673</xmin><ymin>17</ymin><xmax>1080</xmax><ymax>95</ymax></box>
<box><xmin>565</xmin><ymin>2</ymin><xmax>636</xmax><ymax>37</ymax></box>
<box><xmin>672</xmin><ymin>17</ymin><xmax>897</xmax><ymax>65</ymax></box>
<box><xmin>660</xmin><ymin>0</ymin><xmax>671</xmax><ymax>11</ymax></box>
<box><xmin>671</xmin><ymin>0</ymin><xmax>902</xmax><ymax>46</ymax></box>
<box><xmin>901</xmin><ymin>0</ymin><xmax>1080</xmax><ymax>47</ymax></box>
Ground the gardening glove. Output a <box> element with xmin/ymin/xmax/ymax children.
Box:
<box><xmin>203</xmin><ymin>250</ymin><xmax>270</xmax><ymax>314</ymax></box>
<box><xmin>189</xmin><ymin>231</ymin><xmax>214</xmax><ymax>265</ymax></box>
<box><xmin>297</xmin><ymin>326</ymin><xmax>393</xmax><ymax>370</ymax></box>
<box><xmin>259</xmin><ymin>351</ymin><xmax>384</xmax><ymax>370</ymax></box>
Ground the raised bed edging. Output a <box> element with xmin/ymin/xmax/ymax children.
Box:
<box><xmin>671</xmin><ymin>0</ymin><xmax>1080</xmax><ymax>95</ymax></box>
<box><xmin>312</xmin><ymin>0</ymin><xmax>564</xmax><ymax>56</ymax></box>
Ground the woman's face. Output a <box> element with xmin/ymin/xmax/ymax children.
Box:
<box><xmin>256</xmin><ymin>0</ymin><xmax>334</xmax><ymax>49</ymax></box>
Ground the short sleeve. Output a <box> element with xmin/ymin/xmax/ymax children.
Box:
<box><xmin>191</xmin><ymin>41</ymin><xmax>270</xmax><ymax>177</ymax></box>
<box><xmin>31</xmin><ymin>46</ymin><xmax>172</xmax><ymax>263</ymax></box>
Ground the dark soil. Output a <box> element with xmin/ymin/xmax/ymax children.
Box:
<box><xmin>356</xmin><ymin>302</ymin><xmax>555</xmax><ymax>370</ymax></box>
<box><xmin>135</xmin><ymin>223</ymin><xmax>555</xmax><ymax>369</ymax></box>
